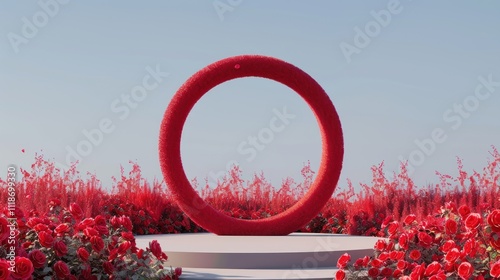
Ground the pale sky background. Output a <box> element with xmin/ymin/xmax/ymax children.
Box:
<box><xmin>1</xmin><ymin>1</ymin><xmax>499</xmax><ymax>192</ymax></box>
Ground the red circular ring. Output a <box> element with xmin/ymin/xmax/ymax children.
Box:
<box><xmin>159</xmin><ymin>55</ymin><xmax>343</xmax><ymax>235</ymax></box>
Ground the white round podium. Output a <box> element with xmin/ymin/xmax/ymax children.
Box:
<box><xmin>135</xmin><ymin>233</ymin><xmax>379</xmax><ymax>279</ymax></box>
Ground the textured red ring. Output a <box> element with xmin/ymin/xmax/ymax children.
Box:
<box><xmin>159</xmin><ymin>55</ymin><xmax>343</xmax><ymax>235</ymax></box>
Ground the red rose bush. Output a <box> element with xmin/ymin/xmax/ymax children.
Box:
<box><xmin>336</xmin><ymin>202</ymin><xmax>500</xmax><ymax>279</ymax></box>
<box><xmin>0</xmin><ymin>201</ymin><xmax>181</xmax><ymax>280</ymax></box>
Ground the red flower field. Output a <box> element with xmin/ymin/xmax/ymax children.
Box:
<box><xmin>1</xmin><ymin>146</ymin><xmax>499</xmax><ymax>279</ymax></box>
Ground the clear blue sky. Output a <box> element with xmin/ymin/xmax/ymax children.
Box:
<box><xmin>1</xmin><ymin>1</ymin><xmax>499</xmax><ymax>191</ymax></box>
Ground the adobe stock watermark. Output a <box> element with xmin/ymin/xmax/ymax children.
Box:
<box><xmin>398</xmin><ymin>74</ymin><xmax>499</xmax><ymax>175</ymax></box>
<box><xmin>7</xmin><ymin>0</ymin><xmax>70</xmax><ymax>54</ymax></box>
<box><xmin>5</xmin><ymin>165</ymin><xmax>18</xmax><ymax>273</ymax></box>
<box><xmin>54</xmin><ymin>64</ymin><xmax>169</xmax><ymax>171</ymax></box>
<box><xmin>213</xmin><ymin>0</ymin><xmax>242</xmax><ymax>21</ymax></box>
<box><xmin>339</xmin><ymin>0</ymin><xmax>404</xmax><ymax>63</ymax></box>
<box><xmin>208</xmin><ymin>106</ymin><xmax>295</xmax><ymax>184</ymax></box>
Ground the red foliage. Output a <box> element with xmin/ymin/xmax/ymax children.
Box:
<box><xmin>0</xmin><ymin>147</ymin><xmax>499</xmax><ymax>238</ymax></box>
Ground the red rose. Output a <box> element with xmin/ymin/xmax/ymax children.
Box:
<box><xmin>445</xmin><ymin>219</ymin><xmax>458</xmax><ymax>234</ymax></box>
<box><xmin>38</xmin><ymin>231</ymin><xmax>54</xmax><ymax>248</ymax></box>
<box><xmin>378</xmin><ymin>252</ymin><xmax>389</xmax><ymax>261</ymax></box>
<box><xmin>149</xmin><ymin>240</ymin><xmax>163</xmax><ymax>259</ymax></box>
<box><xmin>367</xmin><ymin>267</ymin><xmax>379</xmax><ymax>278</ymax></box>
<box><xmin>69</xmin><ymin>203</ymin><xmax>83</xmax><ymax>220</ymax></box>
<box><xmin>374</xmin><ymin>239</ymin><xmax>386</xmax><ymax>251</ymax></box>
<box><xmin>119</xmin><ymin>216</ymin><xmax>133</xmax><ymax>231</ymax></box>
<box><xmin>77</xmin><ymin>218</ymin><xmax>95</xmax><ymax>230</ymax></box>
<box><xmin>424</xmin><ymin>261</ymin><xmax>441</xmax><ymax>276</ymax></box>
<box><xmin>370</xmin><ymin>258</ymin><xmax>384</xmax><ymax>268</ymax></box>
<box><xmin>491</xmin><ymin>260</ymin><xmax>500</xmax><ymax>278</ymax></box>
<box><xmin>335</xmin><ymin>269</ymin><xmax>345</xmax><ymax>280</ymax></box>
<box><xmin>429</xmin><ymin>272</ymin><xmax>447</xmax><ymax>280</ymax></box>
<box><xmin>49</xmin><ymin>198</ymin><xmax>61</xmax><ymax>207</ymax></box>
<box><xmin>102</xmin><ymin>261</ymin><xmax>114</xmax><ymax>275</ymax></box>
<box><xmin>95</xmin><ymin>225</ymin><xmax>109</xmax><ymax>236</ymax></box>
<box><xmin>392</xmin><ymin>269</ymin><xmax>403</xmax><ymax>278</ymax></box>
<box><xmin>0</xmin><ymin>260</ymin><xmax>11</xmax><ymax>280</ymax></box>
<box><xmin>380</xmin><ymin>267</ymin><xmax>392</xmax><ymax>277</ymax></box>
<box><xmin>53</xmin><ymin>261</ymin><xmax>70</xmax><ymax>279</ymax></box>
<box><xmin>94</xmin><ymin>215</ymin><xmax>107</xmax><ymax>226</ymax></box>
<box><xmin>0</xmin><ymin>217</ymin><xmax>9</xmax><ymax>243</ymax></box>
<box><xmin>403</xmin><ymin>214</ymin><xmax>416</xmax><ymax>225</ymax></box>
<box><xmin>409</xmin><ymin>249</ymin><xmax>421</xmax><ymax>261</ymax></box>
<box><xmin>464</xmin><ymin>213</ymin><xmax>481</xmax><ymax>229</ymax></box>
<box><xmin>458</xmin><ymin>205</ymin><xmax>471</xmax><ymax>219</ymax></box>
<box><xmin>90</xmin><ymin>236</ymin><xmax>104</xmax><ymax>252</ymax></box>
<box><xmin>55</xmin><ymin>223</ymin><xmax>70</xmax><ymax>235</ymax></box>
<box><xmin>337</xmin><ymin>253</ymin><xmax>350</xmax><ymax>269</ymax></box>
<box><xmin>441</xmin><ymin>240</ymin><xmax>455</xmax><ymax>253</ymax></box>
<box><xmin>463</xmin><ymin>238</ymin><xmax>477</xmax><ymax>257</ymax></box>
<box><xmin>490</xmin><ymin>232</ymin><xmax>500</xmax><ymax>250</ymax></box>
<box><xmin>83</xmin><ymin>227</ymin><xmax>99</xmax><ymax>238</ymax></box>
<box><xmin>12</xmin><ymin>257</ymin><xmax>34</xmax><ymax>280</ymax></box>
<box><xmin>397</xmin><ymin>260</ymin><xmax>407</xmax><ymax>270</ymax></box>
<box><xmin>399</xmin><ymin>233</ymin><xmax>409</xmax><ymax>250</ymax></box>
<box><xmin>54</xmin><ymin>240</ymin><xmax>68</xmax><ymax>257</ymax></box>
<box><xmin>33</xmin><ymin>223</ymin><xmax>49</xmax><ymax>232</ymax></box>
<box><xmin>175</xmin><ymin>267</ymin><xmax>182</xmax><ymax>276</ymax></box>
<box><xmin>28</xmin><ymin>249</ymin><xmax>46</xmax><ymax>269</ymax></box>
<box><xmin>118</xmin><ymin>241</ymin><xmax>132</xmax><ymax>255</ymax></box>
<box><xmin>445</xmin><ymin>248</ymin><xmax>460</xmax><ymax>263</ymax></box>
<box><xmin>418</xmin><ymin>231</ymin><xmax>433</xmax><ymax>247</ymax></box>
<box><xmin>387</xmin><ymin>221</ymin><xmax>399</xmax><ymax>236</ymax></box>
<box><xmin>77</xmin><ymin>247</ymin><xmax>90</xmax><ymax>262</ymax></box>
<box><xmin>80</xmin><ymin>265</ymin><xmax>92</xmax><ymax>279</ymax></box>
<box><xmin>487</xmin><ymin>209</ymin><xmax>500</xmax><ymax>232</ymax></box>
<box><xmin>391</xmin><ymin>251</ymin><xmax>405</xmax><ymax>260</ymax></box>
<box><xmin>121</xmin><ymin>231</ymin><xmax>135</xmax><ymax>241</ymax></box>
<box><xmin>410</xmin><ymin>264</ymin><xmax>425</xmax><ymax>279</ymax></box>
<box><xmin>26</xmin><ymin>217</ymin><xmax>44</xmax><ymax>228</ymax></box>
<box><xmin>457</xmin><ymin>262</ymin><xmax>473</xmax><ymax>279</ymax></box>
